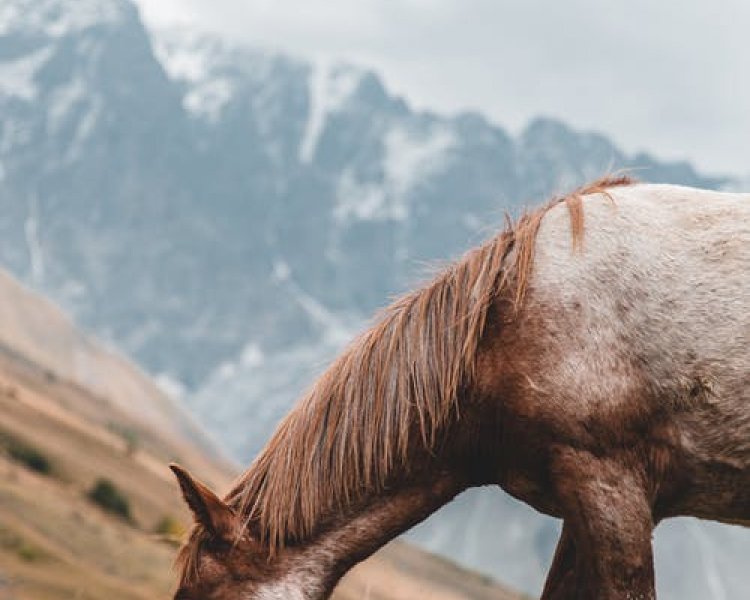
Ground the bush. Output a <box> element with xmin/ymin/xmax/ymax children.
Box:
<box><xmin>87</xmin><ymin>478</ymin><xmax>132</xmax><ymax>522</ymax></box>
<box><xmin>153</xmin><ymin>515</ymin><xmax>186</xmax><ymax>544</ymax></box>
<box><xmin>17</xmin><ymin>543</ymin><xmax>45</xmax><ymax>562</ymax></box>
<box><xmin>9</xmin><ymin>444</ymin><xmax>51</xmax><ymax>474</ymax></box>
<box><xmin>153</xmin><ymin>515</ymin><xmax>185</xmax><ymax>536</ymax></box>
<box><xmin>0</xmin><ymin>431</ymin><xmax>52</xmax><ymax>475</ymax></box>
<box><xmin>0</xmin><ymin>525</ymin><xmax>47</xmax><ymax>562</ymax></box>
<box><xmin>107</xmin><ymin>422</ymin><xmax>140</xmax><ymax>457</ymax></box>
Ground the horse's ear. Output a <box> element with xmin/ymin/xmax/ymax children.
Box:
<box><xmin>170</xmin><ymin>463</ymin><xmax>237</xmax><ymax>540</ymax></box>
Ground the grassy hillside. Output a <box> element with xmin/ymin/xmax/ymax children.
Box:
<box><xmin>0</xmin><ymin>346</ymin><xmax>230</xmax><ymax>599</ymax></box>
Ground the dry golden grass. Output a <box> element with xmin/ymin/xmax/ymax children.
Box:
<box><xmin>0</xmin><ymin>351</ymin><xmax>216</xmax><ymax>599</ymax></box>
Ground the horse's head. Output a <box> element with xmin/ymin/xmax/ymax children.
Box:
<box><xmin>170</xmin><ymin>465</ymin><xmax>321</xmax><ymax>600</ymax></box>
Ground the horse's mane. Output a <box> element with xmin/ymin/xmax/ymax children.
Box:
<box><xmin>175</xmin><ymin>175</ymin><xmax>633</xmax><ymax>583</ymax></box>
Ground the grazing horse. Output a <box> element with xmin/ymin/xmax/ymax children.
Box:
<box><xmin>171</xmin><ymin>177</ymin><xmax>750</xmax><ymax>600</ymax></box>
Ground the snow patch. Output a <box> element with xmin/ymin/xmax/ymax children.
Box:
<box><xmin>383</xmin><ymin>124</ymin><xmax>455</xmax><ymax>198</ymax></box>
<box><xmin>334</xmin><ymin>169</ymin><xmax>391</xmax><ymax>222</ymax></box>
<box><xmin>153</xmin><ymin>32</ymin><xmax>212</xmax><ymax>83</ymax></box>
<box><xmin>48</xmin><ymin>77</ymin><xmax>86</xmax><ymax>133</ymax></box>
<box><xmin>273</xmin><ymin>268</ymin><xmax>357</xmax><ymax>346</ymax></box>
<box><xmin>24</xmin><ymin>196</ymin><xmax>45</xmax><ymax>285</ymax></box>
<box><xmin>215</xmin><ymin>361</ymin><xmax>237</xmax><ymax>381</ymax></box>
<box><xmin>240</xmin><ymin>342</ymin><xmax>264</xmax><ymax>368</ymax></box>
<box><xmin>287</xmin><ymin>279</ymin><xmax>354</xmax><ymax>346</ymax></box>
<box><xmin>154</xmin><ymin>372</ymin><xmax>187</xmax><ymax>400</ymax></box>
<box><xmin>272</xmin><ymin>259</ymin><xmax>291</xmax><ymax>282</ymax></box>
<box><xmin>0</xmin><ymin>0</ymin><xmax>123</xmax><ymax>37</ymax></box>
<box><xmin>212</xmin><ymin>342</ymin><xmax>264</xmax><ymax>384</ymax></box>
<box><xmin>299</xmin><ymin>61</ymin><xmax>363</xmax><ymax>164</ymax></box>
<box><xmin>335</xmin><ymin>124</ymin><xmax>455</xmax><ymax>224</ymax></box>
<box><xmin>47</xmin><ymin>87</ymin><xmax>102</xmax><ymax>165</ymax></box>
<box><xmin>152</xmin><ymin>30</ymin><xmax>239</xmax><ymax>122</ymax></box>
<box><xmin>192</xmin><ymin>336</ymin><xmax>349</xmax><ymax>459</ymax></box>
<box><xmin>76</xmin><ymin>99</ymin><xmax>101</xmax><ymax>140</ymax></box>
<box><xmin>154</xmin><ymin>29</ymin><xmax>282</xmax><ymax>88</ymax></box>
<box><xmin>0</xmin><ymin>4</ymin><xmax>21</xmax><ymax>36</ymax></box>
<box><xmin>183</xmin><ymin>77</ymin><xmax>233</xmax><ymax>122</ymax></box>
<box><xmin>0</xmin><ymin>46</ymin><xmax>54</xmax><ymax>101</ymax></box>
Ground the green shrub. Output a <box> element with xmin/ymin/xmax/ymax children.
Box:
<box><xmin>153</xmin><ymin>515</ymin><xmax>185</xmax><ymax>537</ymax></box>
<box><xmin>9</xmin><ymin>444</ymin><xmax>50</xmax><ymax>474</ymax></box>
<box><xmin>17</xmin><ymin>543</ymin><xmax>45</xmax><ymax>562</ymax></box>
<box><xmin>106</xmin><ymin>422</ymin><xmax>140</xmax><ymax>456</ymax></box>
<box><xmin>0</xmin><ymin>431</ymin><xmax>52</xmax><ymax>475</ymax></box>
<box><xmin>0</xmin><ymin>525</ymin><xmax>47</xmax><ymax>562</ymax></box>
<box><xmin>87</xmin><ymin>478</ymin><xmax>132</xmax><ymax>522</ymax></box>
<box><xmin>153</xmin><ymin>515</ymin><xmax>186</xmax><ymax>545</ymax></box>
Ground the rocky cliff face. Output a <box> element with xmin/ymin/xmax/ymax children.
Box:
<box><xmin>0</xmin><ymin>1</ymin><xmax>744</xmax><ymax>597</ymax></box>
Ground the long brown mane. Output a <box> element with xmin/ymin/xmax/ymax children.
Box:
<box><xmin>175</xmin><ymin>175</ymin><xmax>633</xmax><ymax>582</ymax></box>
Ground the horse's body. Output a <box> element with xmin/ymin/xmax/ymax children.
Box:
<box><xmin>171</xmin><ymin>179</ymin><xmax>750</xmax><ymax>600</ymax></box>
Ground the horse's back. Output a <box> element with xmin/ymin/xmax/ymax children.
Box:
<box><xmin>524</xmin><ymin>184</ymin><xmax>750</xmax><ymax>521</ymax></box>
<box><xmin>529</xmin><ymin>183</ymin><xmax>750</xmax><ymax>430</ymax></box>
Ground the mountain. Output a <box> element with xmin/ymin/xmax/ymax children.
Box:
<box><xmin>0</xmin><ymin>0</ymin><xmax>746</xmax><ymax>598</ymax></box>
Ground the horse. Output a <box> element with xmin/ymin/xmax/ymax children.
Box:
<box><xmin>170</xmin><ymin>176</ymin><xmax>750</xmax><ymax>599</ymax></box>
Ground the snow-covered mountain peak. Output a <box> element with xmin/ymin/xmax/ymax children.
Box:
<box><xmin>299</xmin><ymin>60</ymin><xmax>365</xmax><ymax>163</ymax></box>
<box><xmin>152</xmin><ymin>28</ymin><xmax>307</xmax><ymax>122</ymax></box>
<box><xmin>151</xmin><ymin>28</ymin><xmax>238</xmax><ymax>84</ymax></box>
<box><xmin>0</xmin><ymin>45</ymin><xmax>54</xmax><ymax>102</ymax></box>
<box><xmin>0</xmin><ymin>0</ymin><xmax>127</xmax><ymax>38</ymax></box>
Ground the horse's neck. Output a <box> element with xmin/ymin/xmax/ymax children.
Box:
<box><xmin>280</xmin><ymin>474</ymin><xmax>464</xmax><ymax>598</ymax></box>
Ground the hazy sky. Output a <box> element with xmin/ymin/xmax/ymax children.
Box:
<box><xmin>134</xmin><ymin>0</ymin><xmax>749</xmax><ymax>176</ymax></box>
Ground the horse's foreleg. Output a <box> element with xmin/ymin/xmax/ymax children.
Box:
<box><xmin>540</xmin><ymin>523</ymin><xmax>580</xmax><ymax>600</ymax></box>
<box><xmin>551</xmin><ymin>447</ymin><xmax>656</xmax><ymax>600</ymax></box>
